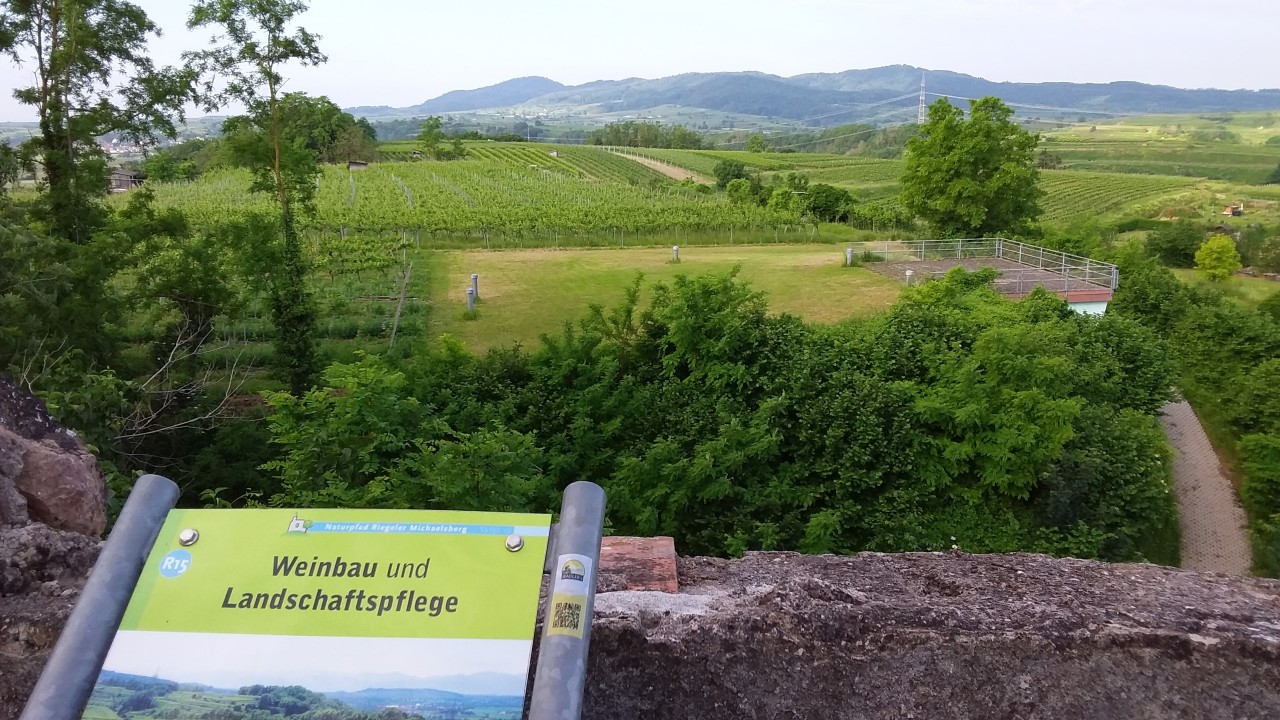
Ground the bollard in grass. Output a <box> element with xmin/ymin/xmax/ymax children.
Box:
<box><xmin>905</xmin><ymin>269</ymin><xmax>915</xmax><ymax>286</ymax></box>
<box><xmin>471</xmin><ymin>273</ymin><xmax>479</xmax><ymax>299</ymax></box>
<box><xmin>672</xmin><ymin>245</ymin><xmax>680</xmax><ymax>263</ymax></box>
<box><xmin>845</xmin><ymin>247</ymin><xmax>854</xmax><ymax>267</ymax></box>
<box><xmin>466</xmin><ymin>287</ymin><xmax>476</xmax><ymax>313</ymax></box>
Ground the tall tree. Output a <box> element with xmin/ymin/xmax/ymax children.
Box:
<box><xmin>186</xmin><ymin>0</ymin><xmax>326</xmax><ymax>394</ymax></box>
<box><xmin>0</xmin><ymin>0</ymin><xmax>195</xmax><ymax>243</ymax></box>
<box><xmin>900</xmin><ymin>97</ymin><xmax>1043</xmax><ymax>237</ymax></box>
<box><xmin>417</xmin><ymin>116</ymin><xmax>445</xmax><ymax>158</ymax></box>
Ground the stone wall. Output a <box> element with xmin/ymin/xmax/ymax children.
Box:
<box><xmin>3</xmin><ymin>547</ymin><xmax>1279</xmax><ymax>719</ymax></box>
<box><xmin>581</xmin><ymin>552</ymin><xmax>1280</xmax><ymax>719</ymax></box>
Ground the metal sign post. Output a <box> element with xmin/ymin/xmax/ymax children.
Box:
<box><xmin>528</xmin><ymin>481</ymin><xmax>607</xmax><ymax>720</ymax></box>
<box><xmin>21</xmin><ymin>474</ymin><xmax>180</xmax><ymax>720</ymax></box>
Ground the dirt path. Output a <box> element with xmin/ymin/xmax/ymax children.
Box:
<box><xmin>611</xmin><ymin>152</ymin><xmax>713</xmax><ymax>185</ymax></box>
<box><xmin>1160</xmin><ymin>401</ymin><xmax>1252</xmax><ymax>575</ymax></box>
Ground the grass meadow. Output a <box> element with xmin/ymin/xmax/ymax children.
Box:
<box><xmin>425</xmin><ymin>245</ymin><xmax>903</xmax><ymax>352</ymax></box>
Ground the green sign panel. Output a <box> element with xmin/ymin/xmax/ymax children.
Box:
<box><xmin>85</xmin><ymin>508</ymin><xmax>552</xmax><ymax>719</ymax></box>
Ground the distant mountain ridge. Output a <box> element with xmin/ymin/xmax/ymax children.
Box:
<box><xmin>349</xmin><ymin>65</ymin><xmax>1280</xmax><ymax>125</ymax></box>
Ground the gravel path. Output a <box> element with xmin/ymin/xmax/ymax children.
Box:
<box><xmin>611</xmin><ymin>152</ymin><xmax>713</xmax><ymax>184</ymax></box>
<box><xmin>1161</xmin><ymin>401</ymin><xmax>1252</xmax><ymax>575</ymax></box>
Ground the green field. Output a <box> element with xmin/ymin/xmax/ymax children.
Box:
<box><xmin>609</xmin><ymin>145</ymin><xmax>1275</xmax><ymax>223</ymax></box>
<box><xmin>135</xmin><ymin>155</ymin><xmax>802</xmax><ymax>240</ymax></box>
<box><xmin>132</xmin><ymin>133</ymin><xmax>1280</xmax><ymax>245</ymax></box>
<box><xmin>425</xmin><ymin>245</ymin><xmax>902</xmax><ymax>351</ymax></box>
<box><xmin>1171</xmin><ymin>268</ymin><xmax>1280</xmax><ymax>308</ymax></box>
<box><xmin>111</xmin><ymin>117</ymin><xmax>1280</xmax><ymax>366</ymax></box>
<box><xmin>1035</xmin><ymin>111</ymin><xmax>1280</xmax><ymax>184</ymax></box>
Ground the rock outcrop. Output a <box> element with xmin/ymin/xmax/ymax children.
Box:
<box><xmin>580</xmin><ymin>552</ymin><xmax>1280</xmax><ymax>719</ymax></box>
<box><xmin>0</xmin><ymin>523</ymin><xmax>101</xmax><ymax>720</ymax></box>
<box><xmin>0</xmin><ymin>377</ymin><xmax>106</xmax><ymax>536</ymax></box>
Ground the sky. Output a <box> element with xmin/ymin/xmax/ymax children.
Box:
<box><xmin>103</xmin><ymin>631</ymin><xmax>532</xmax><ymax>693</ymax></box>
<box><xmin>1</xmin><ymin>0</ymin><xmax>1275</xmax><ymax>122</ymax></box>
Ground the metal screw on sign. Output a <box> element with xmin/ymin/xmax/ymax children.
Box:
<box><xmin>178</xmin><ymin>529</ymin><xmax>200</xmax><ymax>547</ymax></box>
<box><xmin>505</xmin><ymin>534</ymin><xmax>524</xmax><ymax>553</ymax></box>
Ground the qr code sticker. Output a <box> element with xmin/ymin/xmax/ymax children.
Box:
<box><xmin>552</xmin><ymin>600</ymin><xmax>583</xmax><ymax>632</ymax></box>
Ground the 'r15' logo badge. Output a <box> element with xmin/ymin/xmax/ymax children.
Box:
<box><xmin>159</xmin><ymin>549</ymin><xmax>192</xmax><ymax>578</ymax></box>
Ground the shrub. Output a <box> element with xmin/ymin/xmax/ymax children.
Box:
<box><xmin>1194</xmin><ymin>235</ymin><xmax>1242</xmax><ymax>281</ymax></box>
<box><xmin>1146</xmin><ymin>220</ymin><xmax>1203</xmax><ymax>268</ymax></box>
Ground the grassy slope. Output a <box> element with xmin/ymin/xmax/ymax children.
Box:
<box><xmin>425</xmin><ymin>245</ymin><xmax>903</xmax><ymax>352</ymax></box>
<box><xmin>1171</xmin><ymin>268</ymin><xmax>1280</xmax><ymax>308</ymax></box>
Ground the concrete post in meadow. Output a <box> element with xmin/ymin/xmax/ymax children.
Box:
<box><xmin>471</xmin><ymin>273</ymin><xmax>479</xmax><ymax>299</ymax></box>
<box><xmin>672</xmin><ymin>245</ymin><xmax>680</xmax><ymax>263</ymax></box>
<box><xmin>466</xmin><ymin>287</ymin><xmax>476</xmax><ymax>313</ymax></box>
<box><xmin>905</xmin><ymin>269</ymin><xmax>915</xmax><ymax>287</ymax></box>
<box><xmin>845</xmin><ymin>248</ymin><xmax>854</xmax><ymax>267</ymax></box>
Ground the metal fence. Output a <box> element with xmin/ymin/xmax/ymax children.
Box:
<box><xmin>849</xmin><ymin>238</ymin><xmax>1119</xmax><ymax>291</ymax></box>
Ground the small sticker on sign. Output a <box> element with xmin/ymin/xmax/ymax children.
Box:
<box><xmin>548</xmin><ymin>554</ymin><xmax>592</xmax><ymax>638</ymax></box>
<box><xmin>552</xmin><ymin>554</ymin><xmax>592</xmax><ymax>594</ymax></box>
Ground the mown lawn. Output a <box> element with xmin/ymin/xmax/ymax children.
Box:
<box><xmin>425</xmin><ymin>245</ymin><xmax>903</xmax><ymax>351</ymax></box>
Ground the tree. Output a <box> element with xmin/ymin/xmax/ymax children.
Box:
<box><xmin>141</xmin><ymin>152</ymin><xmax>197</xmax><ymax>183</ymax></box>
<box><xmin>1036</xmin><ymin>149</ymin><xmax>1064</xmax><ymax>170</ymax></box>
<box><xmin>806</xmin><ymin>183</ymin><xmax>854</xmax><ymax>223</ymax></box>
<box><xmin>417</xmin><ymin>116</ymin><xmax>446</xmax><ymax>159</ymax></box>
<box><xmin>900</xmin><ymin>97</ymin><xmax>1043</xmax><ymax>237</ymax></box>
<box><xmin>1266</xmin><ymin>163</ymin><xmax>1280</xmax><ymax>185</ymax></box>
<box><xmin>329</xmin><ymin>125</ymin><xmax>377</xmax><ymax>163</ymax></box>
<box><xmin>187</xmin><ymin>0</ymin><xmax>326</xmax><ymax>395</ymax></box>
<box><xmin>1195</xmin><ymin>235</ymin><xmax>1242</xmax><ymax>281</ymax></box>
<box><xmin>1146</xmin><ymin>220</ymin><xmax>1203</xmax><ymax>268</ymax></box>
<box><xmin>0</xmin><ymin>142</ymin><xmax>22</xmax><ymax>199</ymax></box>
<box><xmin>1</xmin><ymin>0</ymin><xmax>196</xmax><ymax>243</ymax></box>
<box><xmin>712</xmin><ymin>159</ymin><xmax>747</xmax><ymax>189</ymax></box>
<box><xmin>725</xmin><ymin>178</ymin><xmax>754</xmax><ymax>205</ymax></box>
<box><xmin>745</xmin><ymin>134</ymin><xmax>768</xmax><ymax>153</ymax></box>
<box><xmin>1255</xmin><ymin>237</ymin><xmax>1280</xmax><ymax>273</ymax></box>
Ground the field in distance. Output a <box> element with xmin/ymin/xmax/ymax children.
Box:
<box><xmin>633</xmin><ymin>145</ymin><xmax>1280</xmax><ymax>225</ymax></box>
<box><xmin>1034</xmin><ymin>110</ymin><xmax>1280</xmax><ymax>184</ymax></box>
<box><xmin>426</xmin><ymin>245</ymin><xmax>903</xmax><ymax>352</ymax></box>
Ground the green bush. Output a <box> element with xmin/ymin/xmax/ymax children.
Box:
<box><xmin>1146</xmin><ymin>220</ymin><xmax>1204</xmax><ymax>268</ymax></box>
<box><xmin>256</xmin><ymin>270</ymin><xmax>1180</xmax><ymax>563</ymax></box>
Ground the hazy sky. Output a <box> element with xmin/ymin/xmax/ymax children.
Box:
<box><xmin>104</xmin><ymin>631</ymin><xmax>532</xmax><ymax>692</ymax></box>
<box><xmin>1</xmin><ymin>0</ymin><xmax>1275</xmax><ymax>121</ymax></box>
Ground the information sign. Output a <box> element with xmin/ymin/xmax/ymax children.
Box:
<box><xmin>82</xmin><ymin>508</ymin><xmax>552</xmax><ymax>719</ymax></box>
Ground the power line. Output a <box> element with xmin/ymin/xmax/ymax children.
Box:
<box><xmin>792</xmin><ymin>93</ymin><xmax>918</xmax><ymax>124</ymax></box>
<box><xmin>712</xmin><ymin>104</ymin><xmax>918</xmax><ymax>148</ymax></box>
<box><xmin>771</xmin><ymin>118</ymin><xmax>916</xmax><ymax>150</ymax></box>
<box><xmin>923</xmin><ymin>92</ymin><xmax>1146</xmax><ymax>118</ymax></box>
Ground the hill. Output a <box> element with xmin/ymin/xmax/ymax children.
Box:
<box><xmin>349</xmin><ymin>76</ymin><xmax>566</xmax><ymax>117</ymax></box>
<box><xmin>350</xmin><ymin>66</ymin><xmax>1280</xmax><ymax>125</ymax></box>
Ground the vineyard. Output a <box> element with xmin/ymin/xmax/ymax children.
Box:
<box><xmin>609</xmin><ymin>148</ymin><xmax>873</xmax><ymax>176</ymax></box>
<box><xmin>1038</xmin><ymin>170</ymin><xmax>1197</xmax><ymax>221</ymax></box>
<box><xmin>139</xmin><ymin>160</ymin><xmax>804</xmax><ymax>241</ymax></box>
<box><xmin>131</xmin><ymin>147</ymin><xmax>1239</xmax><ymax>250</ymax></box>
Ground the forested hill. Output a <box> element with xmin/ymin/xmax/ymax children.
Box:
<box><xmin>350</xmin><ymin>65</ymin><xmax>1280</xmax><ymax>123</ymax></box>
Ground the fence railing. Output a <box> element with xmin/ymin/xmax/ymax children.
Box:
<box><xmin>849</xmin><ymin>238</ymin><xmax>1119</xmax><ymax>291</ymax></box>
